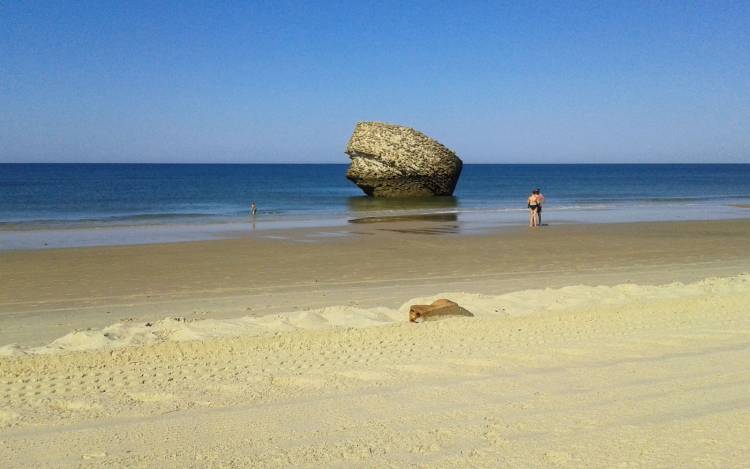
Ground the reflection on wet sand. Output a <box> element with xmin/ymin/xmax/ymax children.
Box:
<box><xmin>347</xmin><ymin>196</ymin><xmax>461</xmax><ymax>234</ymax></box>
<box><xmin>349</xmin><ymin>212</ymin><xmax>458</xmax><ymax>224</ymax></box>
<box><xmin>347</xmin><ymin>196</ymin><xmax>458</xmax><ymax>212</ymax></box>
<box><xmin>349</xmin><ymin>212</ymin><xmax>460</xmax><ymax>235</ymax></box>
<box><xmin>377</xmin><ymin>224</ymin><xmax>461</xmax><ymax>235</ymax></box>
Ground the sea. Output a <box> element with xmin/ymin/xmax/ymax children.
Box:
<box><xmin>1</xmin><ymin>163</ymin><xmax>749</xmax><ymax>250</ymax></box>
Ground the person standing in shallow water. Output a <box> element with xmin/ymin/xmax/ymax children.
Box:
<box><xmin>527</xmin><ymin>189</ymin><xmax>542</xmax><ymax>227</ymax></box>
<box><xmin>535</xmin><ymin>188</ymin><xmax>544</xmax><ymax>225</ymax></box>
<box><xmin>250</xmin><ymin>202</ymin><xmax>257</xmax><ymax>216</ymax></box>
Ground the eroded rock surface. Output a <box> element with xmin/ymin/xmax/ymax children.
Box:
<box><xmin>345</xmin><ymin>122</ymin><xmax>462</xmax><ymax>197</ymax></box>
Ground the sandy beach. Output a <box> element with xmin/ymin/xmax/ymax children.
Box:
<box><xmin>2</xmin><ymin>219</ymin><xmax>750</xmax><ymax>467</ymax></box>
<box><xmin>4</xmin><ymin>0</ymin><xmax>750</xmax><ymax>466</ymax></box>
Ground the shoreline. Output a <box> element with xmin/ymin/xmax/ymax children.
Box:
<box><xmin>2</xmin><ymin>202</ymin><xmax>749</xmax><ymax>251</ymax></box>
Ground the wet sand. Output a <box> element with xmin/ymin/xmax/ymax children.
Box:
<box><xmin>2</xmin><ymin>219</ymin><xmax>750</xmax><ymax>347</ymax></box>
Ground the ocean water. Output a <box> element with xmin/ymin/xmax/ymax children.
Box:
<box><xmin>1</xmin><ymin>164</ymin><xmax>749</xmax><ymax>249</ymax></box>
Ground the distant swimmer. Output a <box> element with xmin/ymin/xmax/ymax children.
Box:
<box><xmin>250</xmin><ymin>202</ymin><xmax>257</xmax><ymax>216</ymax></box>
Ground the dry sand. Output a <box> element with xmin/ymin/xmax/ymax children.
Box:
<box><xmin>1</xmin><ymin>219</ymin><xmax>750</xmax><ymax>467</ymax></box>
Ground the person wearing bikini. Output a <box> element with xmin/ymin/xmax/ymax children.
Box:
<box><xmin>527</xmin><ymin>189</ymin><xmax>542</xmax><ymax>227</ymax></box>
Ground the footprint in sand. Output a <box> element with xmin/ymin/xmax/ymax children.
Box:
<box><xmin>335</xmin><ymin>370</ymin><xmax>391</xmax><ymax>381</ymax></box>
<box><xmin>410</xmin><ymin>442</ymin><xmax>441</xmax><ymax>454</ymax></box>
<box><xmin>544</xmin><ymin>450</ymin><xmax>574</xmax><ymax>464</ymax></box>
<box><xmin>0</xmin><ymin>409</ymin><xmax>20</xmax><ymax>426</ymax></box>
<box><xmin>204</xmin><ymin>383</ymin><xmax>244</xmax><ymax>394</ymax></box>
<box><xmin>388</xmin><ymin>364</ymin><xmax>450</xmax><ymax>375</ymax></box>
<box><xmin>50</xmin><ymin>400</ymin><xmax>102</xmax><ymax>412</ymax></box>
<box><xmin>271</xmin><ymin>376</ymin><xmax>329</xmax><ymax>389</ymax></box>
<box><xmin>127</xmin><ymin>392</ymin><xmax>175</xmax><ymax>403</ymax></box>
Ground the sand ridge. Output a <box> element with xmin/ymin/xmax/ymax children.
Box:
<box><xmin>2</xmin><ymin>274</ymin><xmax>748</xmax><ymax>357</ymax></box>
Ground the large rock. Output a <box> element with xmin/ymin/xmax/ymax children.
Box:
<box><xmin>345</xmin><ymin>122</ymin><xmax>463</xmax><ymax>197</ymax></box>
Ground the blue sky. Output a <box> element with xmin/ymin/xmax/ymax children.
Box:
<box><xmin>1</xmin><ymin>1</ymin><xmax>748</xmax><ymax>163</ymax></box>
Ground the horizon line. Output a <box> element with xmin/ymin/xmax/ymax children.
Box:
<box><xmin>2</xmin><ymin>161</ymin><xmax>749</xmax><ymax>165</ymax></box>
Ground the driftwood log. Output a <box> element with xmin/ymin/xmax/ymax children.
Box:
<box><xmin>409</xmin><ymin>299</ymin><xmax>473</xmax><ymax>323</ymax></box>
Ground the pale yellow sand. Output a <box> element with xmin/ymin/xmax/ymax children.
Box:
<box><xmin>1</xmin><ymin>274</ymin><xmax>750</xmax><ymax>467</ymax></box>
<box><xmin>2</xmin><ymin>219</ymin><xmax>750</xmax><ymax>467</ymax></box>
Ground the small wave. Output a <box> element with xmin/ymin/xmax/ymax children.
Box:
<box><xmin>0</xmin><ymin>212</ymin><xmax>230</xmax><ymax>229</ymax></box>
<box><xmin>96</xmin><ymin>212</ymin><xmax>225</xmax><ymax>222</ymax></box>
<box><xmin>582</xmin><ymin>195</ymin><xmax>750</xmax><ymax>205</ymax></box>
